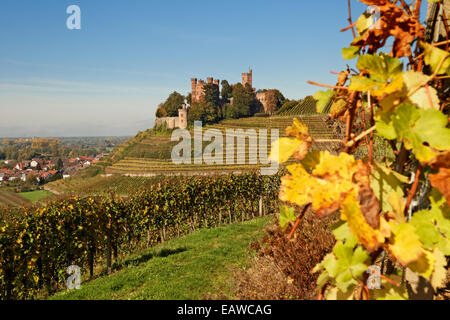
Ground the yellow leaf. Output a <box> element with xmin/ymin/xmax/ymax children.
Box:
<box><xmin>269</xmin><ymin>138</ymin><xmax>305</xmax><ymax>163</ymax></box>
<box><xmin>430</xmin><ymin>248</ymin><xmax>448</xmax><ymax>290</ymax></box>
<box><xmin>340</xmin><ymin>196</ymin><xmax>390</xmax><ymax>252</ymax></box>
<box><xmin>408</xmin><ymin>249</ymin><xmax>435</xmax><ymax>279</ymax></box>
<box><xmin>387</xmin><ymin>192</ymin><xmax>406</xmax><ymax>223</ymax></box>
<box><xmin>388</xmin><ymin>222</ymin><xmax>423</xmax><ymax>266</ymax></box>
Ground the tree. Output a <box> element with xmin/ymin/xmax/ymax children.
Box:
<box><xmin>263</xmin><ymin>90</ymin><xmax>279</xmax><ymax>115</ymax></box>
<box><xmin>155</xmin><ymin>103</ymin><xmax>167</xmax><ymax>118</ymax></box>
<box><xmin>161</xmin><ymin>91</ymin><xmax>185</xmax><ymax>117</ymax></box>
<box><xmin>226</xmin><ymin>83</ymin><xmax>257</xmax><ymax>119</ymax></box>
<box><xmin>221</xmin><ymin>80</ymin><xmax>232</xmax><ymax>100</ymax></box>
<box><xmin>56</xmin><ymin>158</ymin><xmax>64</xmax><ymax>170</ymax></box>
<box><xmin>186</xmin><ymin>93</ymin><xmax>192</xmax><ymax>105</ymax></box>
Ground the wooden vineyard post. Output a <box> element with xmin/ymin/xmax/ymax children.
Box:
<box><xmin>259</xmin><ymin>197</ymin><xmax>263</xmax><ymax>217</ymax></box>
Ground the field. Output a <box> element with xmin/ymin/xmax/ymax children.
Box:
<box><xmin>18</xmin><ymin>190</ymin><xmax>52</xmax><ymax>202</ymax></box>
<box><xmin>50</xmin><ymin>216</ymin><xmax>271</xmax><ymax>300</ymax></box>
<box><xmin>0</xmin><ymin>188</ymin><xmax>53</xmax><ymax>207</ymax></box>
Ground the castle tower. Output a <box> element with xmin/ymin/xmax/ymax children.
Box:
<box><xmin>242</xmin><ymin>69</ymin><xmax>253</xmax><ymax>88</ymax></box>
<box><xmin>191</xmin><ymin>78</ymin><xmax>198</xmax><ymax>102</ymax></box>
<box><xmin>207</xmin><ymin>77</ymin><xmax>213</xmax><ymax>84</ymax></box>
<box><xmin>178</xmin><ymin>103</ymin><xmax>188</xmax><ymax>129</ymax></box>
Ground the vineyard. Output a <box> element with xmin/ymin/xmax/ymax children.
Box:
<box><xmin>0</xmin><ymin>173</ymin><xmax>281</xmax><ymax>299</ymax></box>
<box><xmin>276</xmin><ymin>96</ymin><xmax>332</xmax><ymax>116</ymax></box>
<box><xmin>103</xmin><ymin>115</ymin><xmax>343</xmax><ymax>176</ymax></box>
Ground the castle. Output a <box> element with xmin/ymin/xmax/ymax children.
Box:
<box><xmin>155</xmin><ymin>69</ymin><xmax>266</xmax><ymax>129</ymax></box>
<box><xmin>154</xmin><ymin>103</ymin><xmax>188</xmax><ymax>129</ymax></box>
<box><xmin>191</xmin><ymin>77</ymin><xmax>220</xmax><ymax>103</ymax></box>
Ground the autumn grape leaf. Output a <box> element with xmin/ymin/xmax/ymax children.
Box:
<box><xmin>369</xmin><ymin>162</ymin><xmax>408</xmax><ymax>214</ymax></box>
<box><xmin>269</xmin><ymin>138</ymin><xmax>305</xmax><ymax>163</ymax></box>
<box><xmin>357</xmin><ymin>54</ymin><xmax>403</xmax><ymax>82</ymax></box>
<box><xmin>332</xmin><ymin>221</ymin><xmax>357</xmax><ymax>248</ymax></box>
<box><xmin>410</xmin><ymin>190</ymin><xmax>450</xmax><ymax>255</ymax></box>
<box><xmin>421</xmin><ymin>41</ymin><xmax>450</xmax><ymax>75</ymax></box>
<box><xmin>350</xmin><ymin>54</ymin><xmax>403</xmax><ymax>96</ymax></box>
<box><xmin>387</xmin><ymin>222</ymin><xmax>423</xmax><ymax>266</ymax></box>
<box><xmin>408</xmin><ymin>249</ymin><xmax>435</xmax><ymax>279</ymax></box>
<box><xmin>299</xmin><ymin>150</ymin><xmax>320</xmax><ymax>172</ymax></box>
<box><xmin>376</xmin><ymin>104</ymin><xmax>450</xmax><ymax>162</ymax></box>
<box><xmin>430</xmin><ymin>248</ymin><xmax>448</xmax><ymax>290</ymax></box>
<box><xmin>279</xmin><ymin>205</ymin><xmax>296</xmax><ymax>231</ymax></box>
<box><xmin>280</xmin><ymin>152</ymin><xmax>361</xmax><ymax>217</ymax></box>
<box><xmin>429</xmin><ymin>168</ymin><xmax>450</xmax><ymax>207</ymax></box>
<box><xmin>269</xmin><ymin>119</ymin><xmax>312</xmax><ymax>163</ymax></box>
<box><xmin>316</xmin><ymin>240</ymin><xmax>369</xmax><ymax>293</ymax></box>
<box><xmin>387</xmin><ymin>192</ymin><xmax>406</xmax><ymax>224</ymax></box>
<box><xmin>313</xmin><ymin>90</ymin><xmax>334</xmax><ymax>113</ymax></box>
<box><xmin>340</xmin><ymin>196</ymin><xmax>390</xmax><ymax>252</ymax></box>
<box><xmin>402</xmin><ymin>71</ymin><xmax>439</xmax><ymax>110</ymax></box>
<box><xmin>342</xmin><ymin>46</ymin><xmax>359</xmax><ymax>60</ymax></box>
<box><xmin>356</xmin><ymin>11</ymin><xmax>374</xmax><ymax>36</ymax></box>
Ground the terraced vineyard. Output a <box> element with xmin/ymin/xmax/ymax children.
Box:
<box><xmin>105</xmin><ymin>115</ymin><xmax>343</xmax><ymax>175</ymax></box>
<box><xmin>275</xmin><ymin>96</ymin><xmax>332</xmax><ymax>116</ymax></box>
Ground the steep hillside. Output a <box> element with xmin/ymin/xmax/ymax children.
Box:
<box><xmin>105</xmin><ymin>115</ymin><xmax>344</xmax><ymax>175</ymax></box>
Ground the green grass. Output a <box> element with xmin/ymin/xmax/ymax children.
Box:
<box><xmin>19</xmin><ymin>190</ymin><xmax>52</xmax><ymax>202</ymax></box>
<box><xmin>50</xmin><ymin>215</ymin><xmax>272</xmax><ymax>300</ymax></box>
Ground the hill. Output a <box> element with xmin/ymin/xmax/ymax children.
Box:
<box><xmin>46</xmin><ymin>113</ymin><xmax>343</xmax><ymax>195</ymax></box>
<box><xmin>50</xmin><ymin>216</ymin><xmax>271</xmax><ymax>300</ymax></box>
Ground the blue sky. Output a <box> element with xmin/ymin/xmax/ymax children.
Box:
<box><xmin>0</xmin><ymin>0</ymin><xmax>428</xmax><ymax>137</ymax></box>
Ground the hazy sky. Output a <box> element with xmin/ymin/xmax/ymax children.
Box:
<box><xmin>0</xmin><ymin>0</ymin><xmax>428</xmax><ymax>137</ymax></box>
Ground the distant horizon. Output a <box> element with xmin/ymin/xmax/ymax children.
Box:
<box><xmin>0</xmin><ymin>1</ymin><xmax>428</xmax><ymax>137</ymax></box>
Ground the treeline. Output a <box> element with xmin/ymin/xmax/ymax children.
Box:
<box><xmin>0</xmin><ymin>137</ymin><xmax>127</xmax><ymax>161</ymax></box>
<box><xmin>155</xmin><ymin>82</ymin><xmax>286</xmax><ymax>126</ymax></box>
<box><xmin>0</xmin><ymin>172</ymin><xmax>282</xmax><ymax>299</ymax></box>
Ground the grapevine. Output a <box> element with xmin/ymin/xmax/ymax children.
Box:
<box><xmin>273</xmin><ymin>0</ymin><xmax>450</xmax><ymax>300</ymax></box>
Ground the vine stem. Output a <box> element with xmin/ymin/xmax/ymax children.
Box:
<box><xmin>404</xmin><ymin>166</ymin><xmax>422</xmax><ymax>216</ymax></box>
<box><xmin>306</xmin><ymin>80</ymin><xmax>348</xmax><ymax>90</ymax></box>
<box><xmin>287</xmin><ymin>204</ymin><xmax>310</xmax><ymax>239</ymax></box>
<box><xmin>380</xmin><ymin>274</ymin><xmax>401</xmax><ymax>287</ymax></box>
<box><xmin>346</xmin><ymin>0</ymin><xmax>357</xmax><ymax>38</ymax></box>
<box><xmin>345</xmin><ymin>126</ymin><xmax>376</xmax><ymax>147</ymax></box>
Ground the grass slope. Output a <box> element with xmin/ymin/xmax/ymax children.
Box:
<box><xmin>50</xmin><ymin>216</ymin><xmax>272</xmax><ymax>300</ymax></box>
<box><xmin>19</xmin><ymin>190</ymin><xmax>52</xmax><ymax>202</ymax></box>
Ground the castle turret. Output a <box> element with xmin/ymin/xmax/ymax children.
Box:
<box><xmin>178</xmin><ymin>103</ymin><xmax>188</xmax><ymax>129</ymax></box>
<box><xmin>242</xmin><ymin>69</ymin><xmax>253</xmax><ymax>88</ymax></box>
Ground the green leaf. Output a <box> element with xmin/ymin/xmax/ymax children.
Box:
<box><xmin>411</xmin><ymin>189</ymin><xmax>450</xmax><ymax>255</ymax></box>
<box><xmin>331</xmin><ymin>221</ymin><xmax>357</xmax><ymax>248</ymax></box>
<box><xmin>320</xmin><ymin>241</ymin><xmax>369</xmax><ymax>293</ymax></box>
<box><xmin>313</xmin><ymin>90</ymin><xmax>334</xmax><ymax>113</ymax></box>
<box><xmin>376</xmin><ymin>104</ymin><xmax>450</xmax><ymax>162</ymax></box>
<box><xmin>279</xmin><ymin>205</ymin><xmax>296</xmax><ymax>230</ymax></box>
<box><xmin>356</xmin><ymin>54</ymin><xmax>403</xmax><ymax>83</ymax></box>
<box><xmin>342</xmin><ymin>46</ymin><xmax>359</xmax><ymax>60</ymax></box>
<box><xmin>421</xmin><ymin>41</ymin><xmax>450</xmax><ymax>75</ymax></box>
